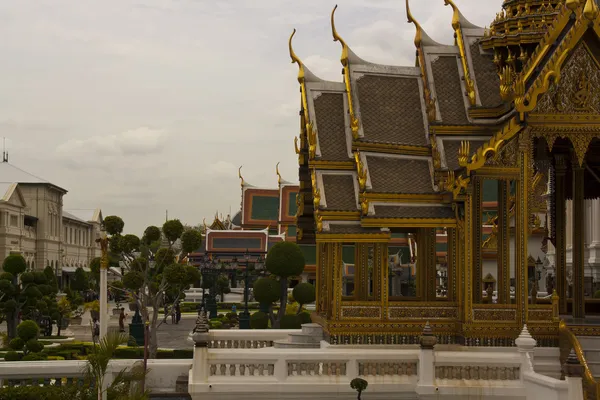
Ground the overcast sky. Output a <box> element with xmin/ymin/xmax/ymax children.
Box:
<box><xmin>0</xmin><ymin>0</ymin><xmax>500</xmax><ymax>235</ymax></box>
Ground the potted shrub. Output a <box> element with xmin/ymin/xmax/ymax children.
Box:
<box><xmin>85</xmin><ymin>300</ymin><xmax>100</xmax><ymax>321</ymax></box>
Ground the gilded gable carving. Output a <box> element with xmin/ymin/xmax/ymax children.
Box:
<box><xmin>535</xmin><ymin>43</ymin><xmax>600</xmax><ymax>114</ymax></box>
<box><xmin>484</xmin><ymin>137</ymin><xmax>518</xmax><ymax>167</ymax></box>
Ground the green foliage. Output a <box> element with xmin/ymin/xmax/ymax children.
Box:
<box><xmin>280</xmin><ymin>315</ymin><xmax>301</xmax><ymax>329</ymax></box>
<box><xmin>2</xmin><ymin>254</ymin><xmax>27</xmax><ymax>276</ymax></box>
<box><xmin>121</xmin><ymin>234</ymin><xmax>141</xmax><ymax>254</ymax></box>
<box><xmin>350</xmin><ymin>377</ymin><xmax>368</xmax><ymax>399</ymax></box>
<box><xmin>9</xmin><ymin>337</ymin><xmax>24</xmax><ymax>350</ymax></box>
<box><xmin>84</xmin><ymin>300</ymin><xmax>100</xmax><ymax>312</ymax></box>
<box><xmin>298</xmin><ymin>311</ymin><xmax>312</xmax><ymax>324</ymax></box>
<box><xmin>103</xmin><ymin>215</ymin><xmax>125</xmax><ymax>235</ymax></box>
<box><xmin>123</xmin><ymin>271</ymin><xmax>145</xmax><ymax>291</ymax></box>
<box><xmin>4</xmin><ymin>351</ymin><xmax>20</xmax><ymax>361</ymax></box>
<box><xmin>110</xmin><ymin>280</ymin><xmax>126</xmax><ymax>305</ymax></box>
<box><xmin>71</xmin><ymin>267</ymin><xmax>90</xmax><ymax>291</ymax></box>
<box><xmin>155</xmin><ymin>248</ymin><xmax>175</xmax><ymax>270</ymax></box>
<box><xmin>143</xmin><ymin>226</ymin><xmax>161</xmax><ymax>245</ymax></box>
<box><xmin>250</xmin><ymin>311</ymin><xmax>269</xmax><ymax>329</ymax></box>
<box><xmin>181</xmin><ymin>229</ymin><xmax>203</xmax><ymax>253</ymax></box>
<box><xmin>253</xmin><ymin>278</ymin><xmax>280</xmax><ymax>304</ymax></box>
<box><xmin>292</xmin><ymin>283</ymin><xmax>316</xmax><ymax>306</ymax></box>
<box><xmin>25</xmin><ymin>339</ymin><xmax>44</xmax><ymax>353</ymax></box>
<box><xmin>17</xmin><ymin>320</ymin><xmax>39</xmax><ymax>342</ymax></box>
<box><xmin>594</xmin><ymin>290</ymin><xmax>600</xmax><ymax>299</ymax></box>
<box><xmin>0</xmin><ymin>385</ymin><xmax>94</xmax><ymax>400</ymax></box>
<box><xmin>265</xmin><ymin>242</ymin><xmax>305</xmax><ymax>278</ymax></box>
<box><xmin>162</xmin><ymin>219</ymin><xmax>184</xmax><ymax>244</ymax></box>
<box><xmin>43</xmin><ymin>266</ymin><xmax>58</xmax><ymax>293</ymax></box>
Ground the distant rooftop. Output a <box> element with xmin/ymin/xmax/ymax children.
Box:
<box><xmin>0</xmin><ymin>161</ymin><xmax>67</xmax><ymax>192</ymax></box>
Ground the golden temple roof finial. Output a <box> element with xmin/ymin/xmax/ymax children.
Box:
<box><xmin>406</xmin><ymin>0</ymin><xmax>423</xmax><ymax>47</ymax></box>
<box><xmin>238</xmin><ymin>166</ymin><xmax>245</xmax><ymax>188</ymax></box>
<box><xmin>584</xmin><ymin>0</ymin><xmax>599</xmax><ymax>20</ymax></box>
<box><xmin>566</xmin><ymin>0</ymin><xmax>580</xmax><ymax>11</ymax></box>
<box><xmin>203</xmin><ymin>218</ymin><xmax>207</xmax><ymax>231</ymax></box>
<box><xmin>276</xmin><ymin>162</ymin><xmax>282</xmax><ymax>185</ymax></box>
<box><xmin>443</xmin><ymin>0</ymin><xmax>462</xmax><ymax>30</ymax></box>
<box><xmin>331</xmin><ymin>4</ymin><xmax>360</xmax><ymax>138</ymax></box>
<box><xmin>289</xmin><ymin>29</ymin><xmax>305</xmax><ymax>84</ymax></box>
<box><xmin>331</xmin><ymin>5</ymin><xmax>349</xmax><ymax>65</ymax></box>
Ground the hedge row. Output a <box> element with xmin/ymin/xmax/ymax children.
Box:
<box><xmin>0</xmin><ymin>385</ymin><xmax>93</xmax><ymax>400</ymax></box>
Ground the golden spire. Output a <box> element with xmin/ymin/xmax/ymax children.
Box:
<box><xmin>238</xmin><ymin>166</ymin><xmax>245</xmax><ymax>188</ymax></box>
<box><xmin>276</xmin><ymin>162</ymin><xmax>282</xmax><ymax>185</ymax></box>
<box><xmin>203</xmin><ymin>218</ymin><xmax>207</xmax><ymax>231</ymax></box>
<box><xmin>331</xmin><ymin>4</ymin><xmax>360</xmax><ymax>138</ymax></box>
<box><xmin>443</xmin><ymin>0</ymin><xmax>462</xmax><ymax>30</ymax></box>
<box><xmin>566</xmin><ymin>0</ymin><xmax>580</xmax><ymax>11</ymax></box>
<box><xmin>406</xmin><ymin>0</ymin><xmax>423</xmax><ymax>47</ymax></box>
<box><xmin>584</xmin><ymin>0</ymin><xmax>599</xmax><ymax>20</ymax></box>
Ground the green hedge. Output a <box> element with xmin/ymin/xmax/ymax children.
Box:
<box><xmin>0</xmin><ymin>385</ymin><xmax>93</xmax><ymax>400</ymax></box>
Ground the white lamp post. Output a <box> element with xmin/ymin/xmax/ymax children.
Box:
<box><xmin>97</xmin><ymin>225</ymin><xmax>109</xmax><ymax>338</ymax></box>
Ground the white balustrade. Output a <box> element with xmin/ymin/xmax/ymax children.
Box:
<box><xmin>188</xmin><ymin>328</ymin><xmax>300</xmax><ymax>348</ymax></box>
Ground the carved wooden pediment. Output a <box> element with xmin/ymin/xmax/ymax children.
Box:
<box><xmin>484</xmin><ymin>137</ymin><xmax>518</xmax><ymax>167</ymax></box>
<box><xmin>534</xmin><ymin>43</ymin><xmax>600</xmax><ymax>115</ymax></box>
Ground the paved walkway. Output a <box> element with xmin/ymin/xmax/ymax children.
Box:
<box><xmin>1</xmin><ymin>305</ymin><xmax>197</xmax><ymax>350</ymax></box>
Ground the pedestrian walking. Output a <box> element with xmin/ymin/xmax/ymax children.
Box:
<box><xmin>119</xmin><ymin>308</ymin><xmax>127</xmax><ymax>332</ymax></box>
<box><xmin>92</xmin><ymin>318</ymin><xmax>100</xmax><ymax>343</ymax></box>
<box><xmin>175</xmin><ymin>302</ymin><xmax>181</xmax><ymax>325</ymax></box>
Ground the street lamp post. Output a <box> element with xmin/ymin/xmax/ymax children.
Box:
<box><xmin>96</xmin><ymin>224</ymin><xmax>109</xmax><ymax>338</ymax></box>
<box><xmin>238</xmin><ymin>250</ymin><xmax>265</xmax><ymax>329</ymax></box>
<box><xmin>200</xmin><ymin>253</ymin><xmax>219</xmax><ymax>319</ymax></box>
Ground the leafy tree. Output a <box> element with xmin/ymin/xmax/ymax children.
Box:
<box><xmin>253</xmin><ymin>277</ymin><xmax>280</xmax><ymax>326</ymax></box>
<box><xmin>106</xmin><ymin>216</ymin><xmax>200</xmax><ymax>358</ymax></box>
<box><xmin>215</xmin><ymin>275</ymin><xmax>231</xmax><ymax>302</ymax></box>
<box><xmin>181</xmin><ymin>229</ymin><xmax>203</xmax><ymax>254</ymax></box>
<box><xmin>350</xmin><ymin>378</ymin><xmax>368</xmax><ymax>400</ymax></box>
<box><xmin>71</xmin><ymin>267</ymin><xmax>90</xmax><ymax>292</ymax></box>
<box><xmin>292</xmin><ymin>283</ymin><xmax>316</xmax><ymax>315</ymax></box>
<box><xmin>7</xmin><ymin>320</ymin><xmax>45</xmax><ymax>358</ymax></box>
<box><xmin>265</xmin><ymin>242</ymin><xmax>305</xmax><ymax>328</ymax></box>
<box><xmin>0</xmin><ymin>254</ymin><xmax>53</xmax><ymax>339</ymax></box>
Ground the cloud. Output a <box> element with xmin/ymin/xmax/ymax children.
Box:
<box><xmin>57</xmin><ymin>127</ymin><xmax>168</xmax><ymax>160</ymax></box>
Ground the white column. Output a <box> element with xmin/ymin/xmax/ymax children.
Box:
<box><xmin>592</xmin><ymin>200</ymin><xmax>600</xmax><ymax>247</ymax></box>
<box><xmin>100</xmin><ymin>267</ymin><xmax>108</xmax><ymax>338</ymax></box>
<box><xmin>191</xmin><ymin>346</ymin><xmax>208</xmax><ymax>384</ymax></box>
<box><xmin>566</xmin><ymin>376</ymin><xmax>584</xmax><ymax>400</ymax></box>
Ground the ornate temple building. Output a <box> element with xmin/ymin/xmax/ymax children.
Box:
<box><xmin>290</xmin><ymin>0</ymin><xmax>600</xmax><ymax>345</ymax></box>
<box><xmin>188</xmin><ymin>166</ymin><xmax>317</xmax><ymax>284</ymax></box>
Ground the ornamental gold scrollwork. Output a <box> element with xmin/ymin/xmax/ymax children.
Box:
<box><xmin>294</xmin><ymin>136</ymin><xmax>300</xmax><ymax>155</ymax></box>
<box><xmin>360</xmin><ymin>194</ymin><xmax>369</xmax><ymax>216</ymax></box>
<box><xmin>296</xmin><ymin>192</ymin><xmax>304</xmax><ymax>217</ymax></box>
<box><xmin>431</xmin><ymin>135</ymin><xmax>441</xmax><ymax>169</ymax></box>
<box><xmin>499</xmin><ymin>65</ymin><xmax>515</xmax><ymax>101</ymax></box>
<box><xmin>313</xmin><ymin>188</ymin><xmax>321</xmax><ymax>211</ymax></box>
<box><xmin>458</xmin><ymin>141</ymin><xmax>470</xmax><ymax>167</ymax></box>
<box><xmin>316</xmin><ymin>212</ymin><xmax>323</xmax><ymax>233</ymax></box>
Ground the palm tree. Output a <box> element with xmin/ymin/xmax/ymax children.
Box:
<box><xmin>84</xmin><ymin>331</ymin><xmax>148</xmax><ymax>400</ymax></box>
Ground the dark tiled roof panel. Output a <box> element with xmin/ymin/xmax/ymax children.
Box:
<box><xmin>314</xmin><ymin>93</ymin><xmax>350</xmax><ymax>161</ymax></box>
<box><xmin>366</xmin><ymin>156</ymin><xmax>434</xmax><ymax>194</ymax></box>
<box><xmin>322</xmin><ymin>174</ymin><xmax>357</xmax><ymax>211</ymax></box>
<box><xmin>431</xmin><ymin>56</ymin><xmax>469</xmax><ymax>125</ymax></box>
<box><xmin>373</xmin><ymin>205</ymin><xmax>455</xmax><ymax>219</ymax></box>
<box><xmin>469</xmin><ymin>42</ymin><xmax>503</xmax><ymax>108</ymax></box>
<box><xmin>356</xmin><ymin>75</ymin><xmax>427</xmax><ymax>146</ymax></box>
<box><xmin>326</xmin><ymin>224</ymin><xmax>382</xmax><ymax>234</ymax></box>
<box><xmin>443</xmin><ymin>140</ymin><xmax>486</xmax><ymax>171</ymax></box>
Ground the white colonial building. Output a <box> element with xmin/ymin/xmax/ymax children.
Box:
<box><xmin>0</xmin><ymin>159</ymin><xmax>103</xmax><ymax>282</ymax></box>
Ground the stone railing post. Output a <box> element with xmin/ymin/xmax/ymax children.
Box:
<box><xmin>191</xmin><ymin>311</ymin><xmax>210</xmax><ymax>384</ymax></box>
<box><xmin>563</xmin><ymin>350</ymin><xmax>584</xmax><ymax>400</ymax></box>
<box><xmin>274</xmin><ymin>355</ymin><xmax>288</xmax><ymax>383</ymax></box>
<box><xmin>418</xmin><ymin>322</ymin><xmax>436</xmax><ymax>387</ymax></box>
<box><xmin>515</xmin><ymin>324</ymin><xmax>536</xmax><ymax>381</ymax></box>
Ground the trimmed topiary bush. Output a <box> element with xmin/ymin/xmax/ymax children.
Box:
<box><xmin>16</xmin><ymin>320</ymin><xmax>39</xmax><ymax>342</ymax></box>
<box><xmin>250</xmin><ymin>311</ymin><xmax>269</xmax><ymax>329</ymax></box>
<box><xmin>298</xmin><ymin>311</ymin><xmax>312</xmax><ymax>324</ymax></box>
<box><xmin>292</xmin><ymin>283</ymin><xmax>316</xmax><ymax>308</ymax></box>
<box><xmin>351</xmin><ymin>377</ymin><xmax>368</xmax><ymax>400</ymax></box>
<box><xmin>4</xmin><ymin>351</ymin><xmax>20</xmax><ymax>361</ymax></box>
<box><xmin>280</xmin><ymin>315</ymin><xmax>301</xmax><ymax>329</ymax></box>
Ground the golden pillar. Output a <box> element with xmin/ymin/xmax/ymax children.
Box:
<box><xmin>472</xmin><ymin>177</ymin><xmax>483</xmax><ymax>303</ymax></box>
<box><xmin>555</xmin><ymin>155</ymin><xmax>568</xmax><ymax>314</ymax></box>
<box><xmin>497</xmin><ymin>180</ymin><xmax>511</xmax><ymax>304</ymax></box>
<box><xmin>332</xmin><ymin>242</ymin><xmax>343</xmax><ymax>320</ymax></box>
<box><xmin>464</xmin><ymin>186</ymin><xmax>474</xmax><ymax>323</ymax></box>
<box><xmin>379</xmin><ymin>243</ymin><xmax>389</xmax><ymax>319</ymax></box>
<box><xmin>354</xmin><ymin>244</ymin><xmax>370</xmax><ymax>301</ymax></box>
<box><xmin>417</xmin><ymin>228</ymin><xmax>436</xmax><ymax>300</ymax></box>
<box><xmin>515</xmin><ymin>133</ymin><xmax>531</xmax><ymax>326</ymax></box>
<box><xmin>447</xmin><ymin>228</ymin><xmax>456</xmax><ymax>302</ymax></box>
<box><xmin>572</xmin><ymin>164</ymin><xmax>585</xmax><ymax>319</ymax></box>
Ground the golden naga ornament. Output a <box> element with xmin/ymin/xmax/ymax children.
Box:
<box><xmin>316</xmin><ymin>212</ymin><xmax>323</xmax><ymax>233</ymax></box>
<box><xmin>238</xmin><ymin>166</ymin><xmax>245</xmax><ymax>188</ymax></box>
<box><xmin>354</xmin><ymin>151</ymin><xmax>368</xmax><ymax>191</ymax></box>
<box><xmin>313</xmin><ymin>188</ymin><xmax>321</xmax><ymax>211</ymax></box>
<box><xmin>360</xmin><ymin>195</ymin><xmax>369</xmax><ymax>216</ymax></box>
<box><xmin>499</xmin><ymin>65</ymin><xmax>515</xmax><ymax>101</ymax></box>
<box><xmin>294</xmin><ymin>136</ymin><xmax>300</xmax><ymax>155</ymax></box>
<box><xmin>307</xmin><ymin>123</ymin><xmax>317</xmax><ymax>160</ymax></box>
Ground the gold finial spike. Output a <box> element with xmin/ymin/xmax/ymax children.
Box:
<box><xmin>406</xmin><ymin>0</ymin><xmax>423</xmax><ymax>47</ymax></box>
<box><xmin>584</xmin><ymin>0</ymin><xmax>599</xmax><ymax>20</ymax></box>
<box><xmin>331</xmin><ymin>4</ymin><xmax>349</xmax><ymax>65</ymax></box>
<box><xmin>238</xmin><ymin>166</ymin><xmax>245</xmax><ymax>188</ymax></box>
<box><xmin>203</xmin><ymin>218</ymin><xmax>207</xmax><ymax>231</ymax></box>
<box><xmin>566</xmin><ymin>0</ymin><xmax>580</xmax><ymax>11</ymax></box>
<box><xmin>443</xmin><ymin>0</ymin><xmax>461</xmax><ymax>30</ymax></box>
<box><xmin>276</xmin><ymin>162</ymin><xmax>282</xmax><ymax>185</ymax></box>
<box><xmin>288</xmin><ymin>29</ymin><xmax>305</xmax><ymax>83</ymax></box>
